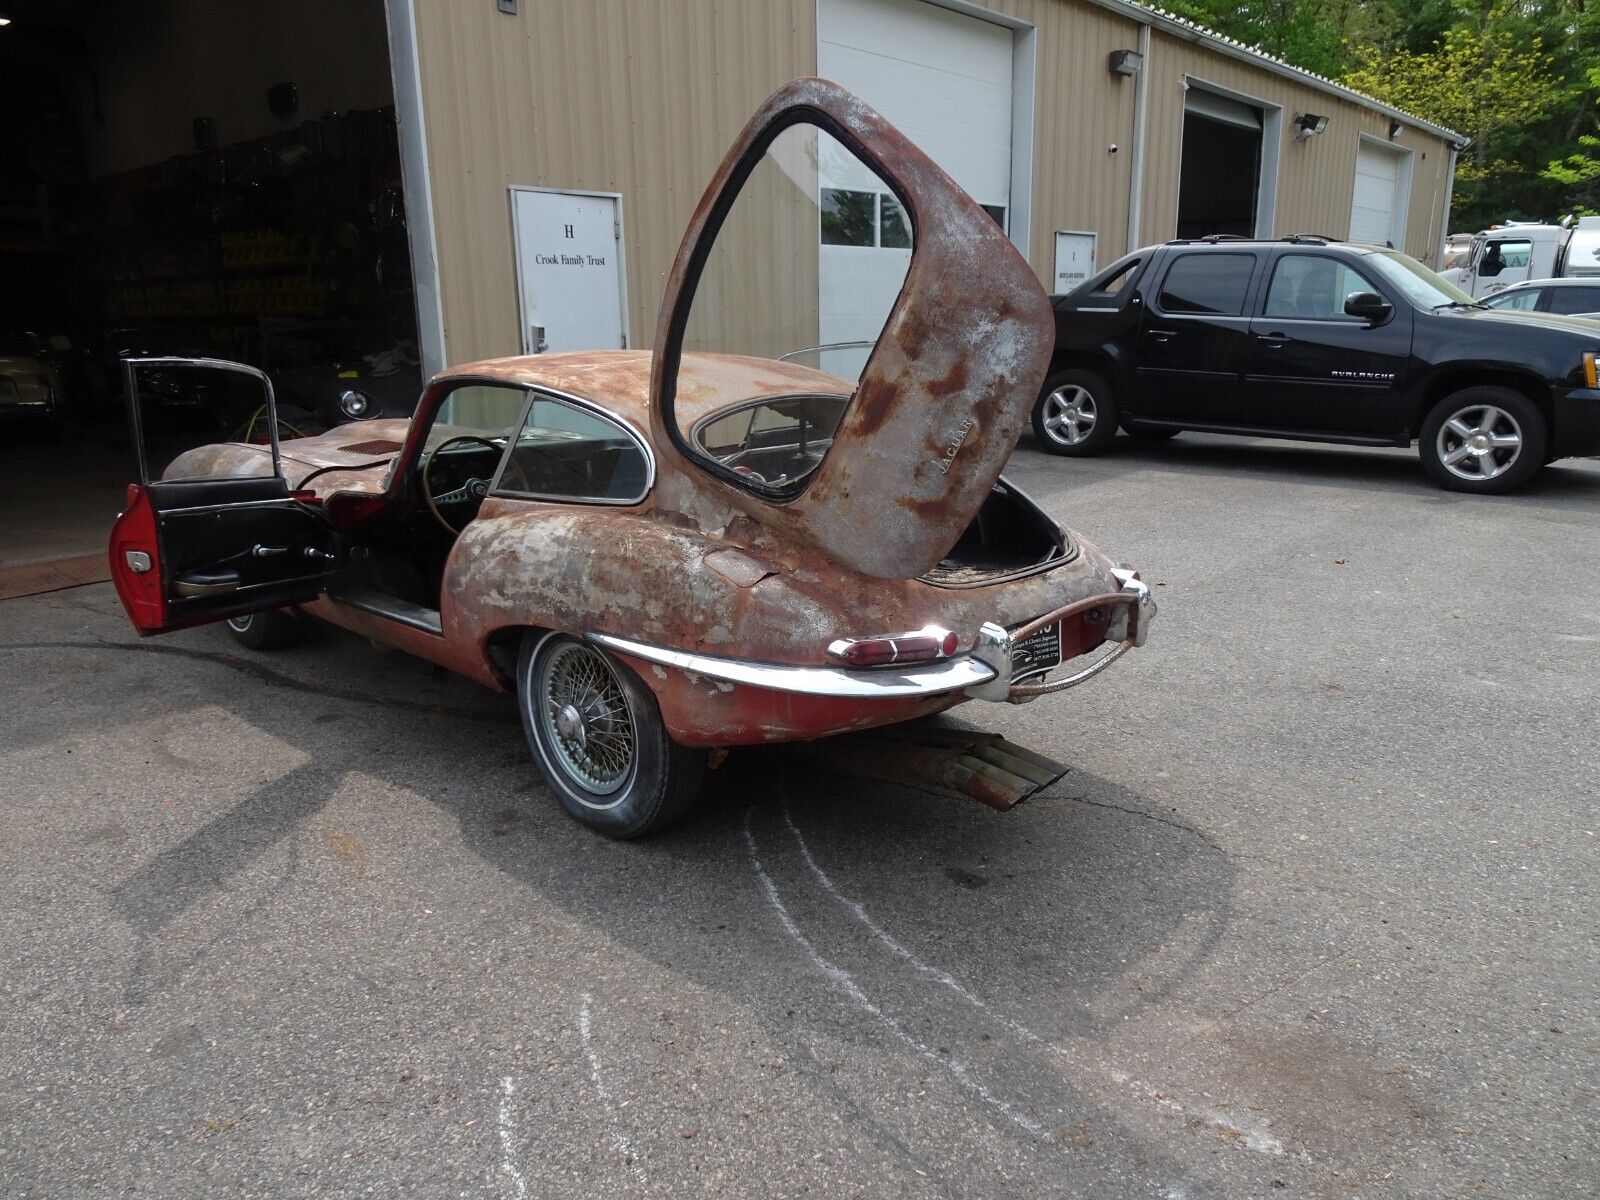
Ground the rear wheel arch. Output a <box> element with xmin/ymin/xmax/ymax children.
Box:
<box><xmin>483</xmin><ymin>622</ymin><xmax>553</xmax><ymax>690</ymax></box>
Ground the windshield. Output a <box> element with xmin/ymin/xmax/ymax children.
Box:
<box><xmin>1366</xmin><ymin>251</ymin><xmax>1476</xmax><ymax>308</ymax></box>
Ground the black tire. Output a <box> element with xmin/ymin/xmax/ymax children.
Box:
<box><xmin>1124</xmin><ymin>426</ymin><xmax>1180</xmax><ymax>442</ymax></box>
<box><xmin>225</xmin><ymin>609</ymin><xmax>304</xmax><ymax>650</ymax></box>
<box><xmin>1032</xmin><ymin>368</ymin><xmax>1121</xmax><ymax>456</ymax></box>
<box><xmin>517</xmin><ymin>632</ymin><xmax>706</xmax><ymax>839</ymax></box>
<box><xmin>1418</xmin><ymin>386</ymin><xmax>1547</xmax><ymax>494</ymax></box>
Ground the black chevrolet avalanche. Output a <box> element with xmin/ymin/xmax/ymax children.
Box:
<box><xmin>1036</xmin><ymin>237</ymin><xmax>1600</xmax><ymax>493</ymax></box>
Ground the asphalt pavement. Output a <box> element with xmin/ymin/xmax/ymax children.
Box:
<box><xmin>2</xmin><ymin>434</ymin><xmax>1595</xmax><ymax>1198</ymax></box>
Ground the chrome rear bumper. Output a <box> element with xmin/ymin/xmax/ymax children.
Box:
<box><xmin>587</xmin><ymin>569</ymin><xmax>1154</xmax><ymax>705</ymax></box>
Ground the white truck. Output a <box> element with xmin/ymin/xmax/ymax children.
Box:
<box><xmin>1441</xmin><ymin>218</ymin><xmax>1600</xmax><ymax>297</ymax></box>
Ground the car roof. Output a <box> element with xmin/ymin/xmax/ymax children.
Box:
<box><xmin>1501</xmin><ymin>277</ymin><xmax>1599</xmax><ymax>288</ymax></box>
<box><xmin>437</xmin><ymin>350</ymin><xmax>853</xmax><ymax>427</ymax></box>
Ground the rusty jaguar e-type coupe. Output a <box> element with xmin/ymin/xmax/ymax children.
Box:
<box><xmin>108</xmin><ymin>80</ymin><xmax>1154</xmax><ymax>837</ymax></box>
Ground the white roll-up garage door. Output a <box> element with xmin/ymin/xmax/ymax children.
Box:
<box><xmin>1349</xmin><ymin>139</ymin><xmax>1408</xmax><ymax>247</ymax></box>
<box><xmin>815</xmin><ymin>0</ymin><xmax>1015</xmax><ymax>369</ymax></box>
<box><xmin>818</xmin><ymin>0</ymin><xmax>1013</xmax><ymax>215</ymax></box>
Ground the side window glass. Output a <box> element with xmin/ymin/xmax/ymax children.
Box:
<box><xmin>1157</xmin><ymin>253</ymin><xmax>1256</xmax><ymax>315</ymax></box>
<box><xmin>1479</xmin><ymin>239</ymin><xmax>1531</xmax><ymax>277</ymax></box>
<box><xmin>1487</xmin><ymin>289</ymin><xmax>1540</xmax><ymax>311</ymax></box>
<box><xmin>1077</xmin><ymin>257</ymin><xmax>1140</xmax><ymax>302</ymax></box>
<box><xmin>435</xmin><ymin>384</ymin><xmax>529</xmax><ymax>441</ymax></box>
<box><xmin>497</xmin><ymin>394</ymin><xmax>650</xmax><ymax>503</ymax></box>
<box><xmin>671</xmin><ymin>120</ymin><xmax>911</xmax><ymax>496</ymax></box>
<box><xmin>1263</xmin><ymin>257</ymin><xmax>1379</xmax><ymax>319</ymax></box>
<box><xmin>1547</xmin><ymin>288</ymin><xmax>1600</xmax><ymax>316</ymax></box>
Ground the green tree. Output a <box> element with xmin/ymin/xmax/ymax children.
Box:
<box><xmin>1343</xmin><ymin>12</ymin><xmax>1558</xmax><ymax>160</ymax></box>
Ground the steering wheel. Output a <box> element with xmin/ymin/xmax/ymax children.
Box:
<box><xmin>421</xmin><ymin>435</ymin><xmax>526</xmax><ymax>534</ymax></box>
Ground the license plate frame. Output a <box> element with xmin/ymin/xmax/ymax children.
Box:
<box><xmin>1010</xmin><ymin>620</ymin><xmax>1063</xmax><ymax>680</ymax></box>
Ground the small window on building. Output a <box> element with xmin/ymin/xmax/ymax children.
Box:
<box><xmin>982</xmin><ymin>204</ymin><xmax>1007</xmax><ymax>232</ymax></box>
<box><xmin>1546</xmin><ymin>287</ymin><xmax>1600</xmax><ymax>316</ymax></box>
<box><xmin>1264</xmin><ymin>256</ymin><xmax>1378</xmax><ymax>320</ymax></box>
<box><xmin>879</xmin><ymin>194</ymin><xmax>911</xmax><ymax>249</ymax></box>
<box><xmin>496</xmin><ymin>394</ymin><xmax>650</xmax><ymax>503</ymax></box>
<box><xmin>821</xmin><ymin>189</ymin><xmax>876</xmax><ymax>246</ymax></box>
<box><xmin>1158</xmin><ymin>252</ymin><xmax>1256</xmax><ymax>315</ymax></box>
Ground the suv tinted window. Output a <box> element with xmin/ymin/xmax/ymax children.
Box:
<box><xmin>1157</xmin><ymin>253</ymin><xmax>1256</xmax><ymax>315</ymax></box>
<box><xmin>1546</xmin><ymin>287</ymin><xmax>1600</xmax><ymax>316</ymax></box>
<box><xmin>1264</xmin><ymin>255</ymin><xmax>1377</xmax><ymax>319</ymax></box>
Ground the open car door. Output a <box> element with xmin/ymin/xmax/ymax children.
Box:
<box><xmin>108</xmin><ymin>357</ymin><xmax>339</xmax><ymax>635</ymax></box>
<box><xmin>649</xmin><ymin>78</ymin><xmax>1055</xmax><ymax>580</ymax></box>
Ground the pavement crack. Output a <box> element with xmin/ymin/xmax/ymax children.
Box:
<box><xmin>1060</xmin><ymin>794</ymin><xmax>1226</xmax><ymax>853</ymax></box>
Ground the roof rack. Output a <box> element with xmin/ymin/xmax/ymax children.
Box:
<box><xmin>1160</xmin><ymin>234</ymin><xmax>1341</xmax><ymax>247</ymax></box>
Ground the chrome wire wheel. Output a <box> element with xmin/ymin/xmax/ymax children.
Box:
<box><xmin>1041</xmin><ymin>384</ymin><xmax>1098</xmax><ymax>447</ymax></box>
<box><xmin>536</xmin><ymin>641</ymin><xmax>636</xmax><ymax>803</ymax></box>
<box><xmin>1436</xmin><ymin>403</ymin><xmax>1524</xmax><ymax>482</ymax></box>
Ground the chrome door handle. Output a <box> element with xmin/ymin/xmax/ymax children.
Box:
<box><xmin>1147</xmin><ymin>329</ymin><xmax>1176</xmax><ymax>343</ymax></box>
<box><xmin>1255</xmin><ymin>333</ymin><xmax>1288</xmax><ymax>348</ymax></box>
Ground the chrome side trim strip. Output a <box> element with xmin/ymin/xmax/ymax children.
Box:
<box><xmin>585</xmin><ymin>631</ymin><xmax>996</xmax><ymax>699</ymax></box>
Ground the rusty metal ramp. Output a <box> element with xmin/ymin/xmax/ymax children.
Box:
<box><xmin>800</xmin><ymin>720</ymin><xmax>1068</xmax><ymax>811</ymax></box>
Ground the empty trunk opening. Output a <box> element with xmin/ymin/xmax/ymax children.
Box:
<box><xmin>921</xmin><ymin>481</ymin><xmax>1067</xmax><ymax>587</ymax></box>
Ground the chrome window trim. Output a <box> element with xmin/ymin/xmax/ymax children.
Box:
<box><xmin>487</xmin><ymin>383</ymin><xmax>655</xmax><ymax>507</ymax></box>
<box><xmin>585</xmin><ymin>631</ymin><xmax>997</xmax><ymax>699</ymax></box>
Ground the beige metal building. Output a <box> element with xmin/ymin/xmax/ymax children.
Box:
<box><xmin>386</xmin><ymin>0</ymin><xmax>1464</xmax><ymax>375</ymax></box>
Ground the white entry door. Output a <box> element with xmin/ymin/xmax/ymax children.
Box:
<box><xmin>510</xmin><ymin>188</ymin><xmax>628</xmax><ymax>353</ymax></box>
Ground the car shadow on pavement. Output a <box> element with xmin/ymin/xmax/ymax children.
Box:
<box><xmin>1016</xmin><ymin>433</ymin><xmax>1600</xmax><ymax>505</ymax></box>
<box><xmin>78</xmin><ymin>629</ymin><xmax>1252</xmax><ymax>1191</ymax></box>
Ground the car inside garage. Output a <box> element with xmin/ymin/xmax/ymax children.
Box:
<box><xmin>0</xmin><ymin>0</ymin><xmax>418</xmax><ymax>577</ymax></box>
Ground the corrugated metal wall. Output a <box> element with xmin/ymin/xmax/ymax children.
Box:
<box><xmin>1136</xmin><ymin>31</ymin><xmax>1454</xmax><ymax>262</ymax></box>
<box><xmin>412</xmin><ymin>0</ymin><xmax>814</xmax><ymax>366</ymax></box>
<box><xmin>410</xmin><ymin>0</ymin><xmax>1456</xmax><ymax>367</ymax></box>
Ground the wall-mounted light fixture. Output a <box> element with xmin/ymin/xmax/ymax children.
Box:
<box><xmin>1294</xmin><ymin>113</ymin><xmax>1329</xmax><ymax>141</ymax></box>
<box><xmin>1108</xmin><ymin>49</ymin><xmax>1144</xmax><ymax>77</ymax></box>
<box><xmin>1388</xmin><ymin>119</ymin><xmax>1403</xmax><ymax>139</ymax></box>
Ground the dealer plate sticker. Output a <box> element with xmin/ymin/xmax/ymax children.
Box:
<box><xmin>1011</xmin><ymin>621</ymin><xmax>1062</xmax><ymax>678</ymax></box>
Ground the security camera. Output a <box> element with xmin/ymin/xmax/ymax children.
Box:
<box><xmin>1108</xmin><ymin>143</ymin><xmax>1119</xmax><ymax>154</ymax></box>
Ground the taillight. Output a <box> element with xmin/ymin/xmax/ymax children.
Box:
<box><xmin>827</xmin><ymin>625</ymin><xmax>960</xmax><ymax>667</ymax></box>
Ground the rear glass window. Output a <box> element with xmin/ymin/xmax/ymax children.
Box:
<box><xmin>1157</xmin><ymin>253</ymin><xmax>1256</xmax><ymax>315</ymax></box>
<box><xmin>693</xmin><ymin>395</ymin><xmax>847</xmax><ymax>488</ymax></box>
<box><xmin>1546</xmin><ymin>287</ymin><xmax>1600</xmax><ymax>316</ymax></box>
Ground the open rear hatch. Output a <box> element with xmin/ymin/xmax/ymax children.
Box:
<box><xmin>649</xmin><ymin>78</ymin><xmax>1055</xmax><ymax>581</ymax></box>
